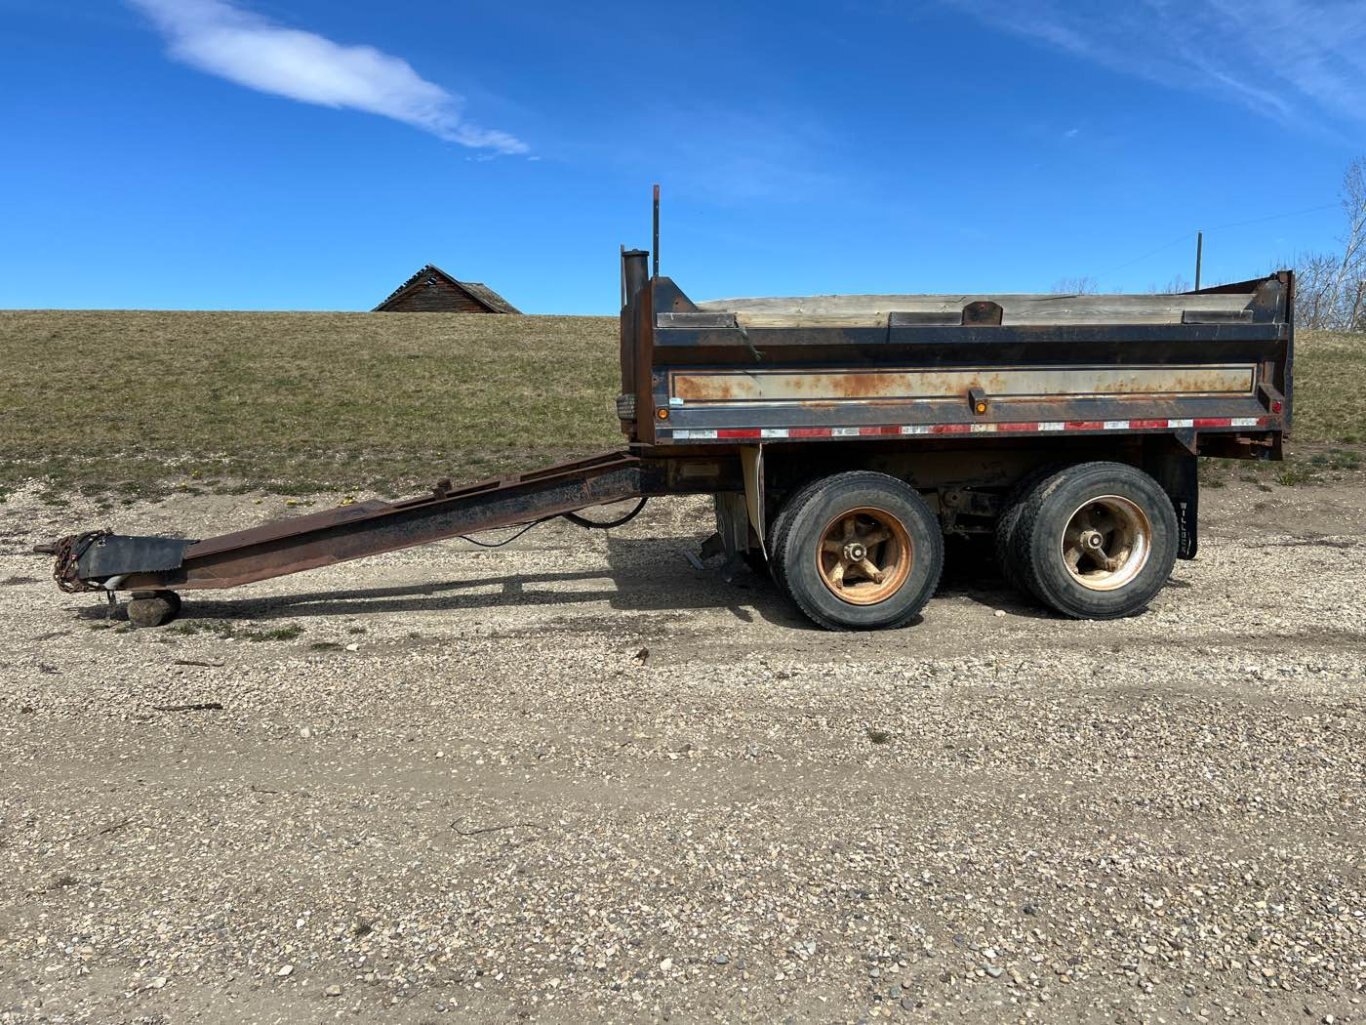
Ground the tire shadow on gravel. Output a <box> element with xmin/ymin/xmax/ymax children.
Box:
<box><xmin>934</xmin><ymin>534</ymin><xmax>1055</xmax><ymax>620</ymax></box>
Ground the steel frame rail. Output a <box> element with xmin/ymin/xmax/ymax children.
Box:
<box><xmin>70</xmin><ymin>451</ymin><xmax>645</xmax><ymax>592</ymax></box>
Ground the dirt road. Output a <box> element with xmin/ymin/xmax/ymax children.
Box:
<box><xmin>2</xmin><ymin>479</ymin><xmax>1364</xmax><ymax>1024</ymax></box>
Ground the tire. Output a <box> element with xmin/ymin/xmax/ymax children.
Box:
<box><xmin>993</xmin><ymin>464</ymin><xmax>1061</xmax><ymax>596</ymax></box>
<box><xmin>1014</xmin><ymin>461</ymin><xmax>1177</xmax><ymax>619</ymax></box>
<box><xmin>775</xmin><ymin>471</ymin><xmax>944</xmax><ymax>631</ymax></box>
<box><xmin>767</xmin><ymin>477</ymin><xmax>830</xmax><ymax>595</ymax></box>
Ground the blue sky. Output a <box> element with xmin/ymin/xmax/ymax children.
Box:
<box><xmin>0</xmin><ymin>0</ymin><xmax>1362</xmax><ymax>313</ymax></box>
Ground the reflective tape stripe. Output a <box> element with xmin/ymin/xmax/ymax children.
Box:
<box><xmin>661</xmin><ymin>415</ymin><xmax>1275</xmax><ymax>442</ymax></box>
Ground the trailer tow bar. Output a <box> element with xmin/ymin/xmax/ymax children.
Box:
<box><xmin>40</xmin><ymin>450</ymin><xmax>651</xmax><ymax>627</ymax></box>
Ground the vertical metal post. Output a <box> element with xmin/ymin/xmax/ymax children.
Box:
<box><xmin>1195</xmin><ymin>231</ymin><xmax>1203</xmax><ymax>291</ymax></box>
<box><xmin>652</xmin><ymin>184</ymin><xmax>660</xmax><ymax>280</ymax></box>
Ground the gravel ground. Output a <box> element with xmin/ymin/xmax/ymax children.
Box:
<box><xmin>1</xmin><ymin>477</ymin><xmax>1364</xmax><ymax>1025</ymax></box>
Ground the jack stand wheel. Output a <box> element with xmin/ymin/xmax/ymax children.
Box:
<box><xmin>126</xmin><ymin>590</ymin><xmax>182</xmax><ymax>628</ymax></box>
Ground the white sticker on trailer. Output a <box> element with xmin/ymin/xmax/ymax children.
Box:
<box><xmin>1167</xmin><ymin>418</ymin><xmax>1194</xmax><ymax>428</ymax></box>
<box><xmin>760</xmin><ymin>428</ymin><xmax>790</xmax><ymax>439</ymax></box>
<box><xmin>1103</xmin><ymin>420</ymin><xmax>1130</xmax><ymax>430</ymax></box>
<box><xmin>900</xmin><ymin>425</ymin><xmax>934</xmax><ymax>435</ymax></box>
<box><xmin>832</xmin><ymin>427</ymin><xmax>862</xmax><ymax>437</ymax></box>
<box><xmin>1231</xmin><ymin>417</ymin><xmax>1260</xmax><ymax>427</ymax></box>
<box><xmin>1038</xmin><ymin>422</ymin><xmax>1065</xmax><ymax>431</ymax></box>
<box><xmin>673</xmin><ymin>429</ymin><xmax>717</xmax><ymax>440</ymax></box>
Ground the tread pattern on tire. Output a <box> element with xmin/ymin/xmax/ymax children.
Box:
<box><xmin>1013</xmin><ymin>461</ymin><xmax>1177</xmax><ymax>619</ymax></box>
<box><xmin>768</xmin><ymin>476</ymin><xmax>835</xmax><ymax>596</ymax></box>
<box><xmin>993</xmin><ymin>463</ymin><xmax>1062</xmax><ymax>596</ymax></box>
<box><xmin>774</xmin><ymin>470</ymin><xmax>944</xmax><ymax>631</ymax></box>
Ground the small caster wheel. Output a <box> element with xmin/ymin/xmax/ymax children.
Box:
<box><xmin>126</xmin><ymin>590</ymin><xmax>182</xmax><ymax>628</ymax></box>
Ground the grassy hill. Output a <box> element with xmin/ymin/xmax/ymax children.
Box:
<box><xmin>0</xmin><ymin>310</ymin><xmax>1359</xmax><ymax>497</ymax></box>
<box><xmin>1291</xmin><ymin>329</ymin><xmax>1365</xmax><ymax>446</ymax></box>
<box><xmin>0</xmin><ymin>311</ymin><xmax>621</xmax><ymax>497</ymax></box>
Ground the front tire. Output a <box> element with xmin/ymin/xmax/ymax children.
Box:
<box><xmin>775</xmin><ymin>471</ymin><xmax>943</xmax><ymax>631</ymax></box>
<box><xmin>1014</xmin><ymin>462</ymin><xmax>1177</xmax><ymax>619</ymax></box>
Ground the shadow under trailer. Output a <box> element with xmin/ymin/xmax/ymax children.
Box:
<box><xmin>44</xmin><ymin>204</ymin><xmax>1292</xmax><ymax>632</ymax></box>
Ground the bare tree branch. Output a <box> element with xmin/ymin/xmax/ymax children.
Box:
<box><xmin>1050</xmin><ymin>276</ymin><xmax>1099</xmax><ymax>294</ymax></box>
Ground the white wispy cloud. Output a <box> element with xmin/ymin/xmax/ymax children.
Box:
<box><xmin>127</xmin><ymin>0</ymin><xmax>527</xmax><ymax>154</ymax></box>
<box><xmin>942</xmin><ymin>0</ymin><xmax>1366</xmax><ymax>127</ymax></box>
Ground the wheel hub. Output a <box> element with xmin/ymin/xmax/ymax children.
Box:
<box><xmin>1059</xmin><ymin>496</ymin><xmax>1152</xmax><ymax>592</ymax></box>
<box><xmin>816</xmin><ymin>508</ymin><xmax>913</xmax><ymax>606</ymax></box>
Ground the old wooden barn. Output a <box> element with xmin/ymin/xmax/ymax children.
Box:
<box><xmin>374</xmin><ymin>265</ymin><xmax>520</xmax><ymax>314</ymax></box>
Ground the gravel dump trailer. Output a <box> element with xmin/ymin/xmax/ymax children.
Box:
<box><xmin>45</xmin><ymin>206</ymin><xmax>1292</xmax><ymax>631</ymax></box>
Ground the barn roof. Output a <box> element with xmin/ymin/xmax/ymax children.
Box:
<box><xmin>373</xmin><ymin>264</ymin><xmax>520</xmax><ymax>313</ymax></box>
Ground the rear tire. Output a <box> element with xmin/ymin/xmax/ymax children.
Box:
<box><xmin>1014</xmin><ymin>462</ymin><xmax>1177</xmax><ymax>619</ymax></box>
<box><xmin>994</xmin><ymin>464</ymin><xmax>1060</xmax><ymax>595</ymax></box>
<box><xmin>775</xmin><ymin>471</ymin><xmax>943</xmax><ymax>631</ymax></box>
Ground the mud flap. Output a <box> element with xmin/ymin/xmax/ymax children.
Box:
<box><xmin>740</xmin><ymin>445</ymin><xmax>766</xmax><ymax>555</ymax></box>
<box><xmin>1148</xmin><ymin>444</ymin><xmax>1198</xmax><ymax>561</ymax></box>
<box><xmin>1171</xmin><ymin>455</ymin><xmax>1199</xmax><ymax>560</ymax></box>
<box><xmin>704</xmin><ymin>446</ymin><xmax>766</xmax><ymax>572</ymax></box>
<box><xmin>1175</xmin><ymin>489</ymin><xmax>1198</xmax><ymax>560</ymax></box>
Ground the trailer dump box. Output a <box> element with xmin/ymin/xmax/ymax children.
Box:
<box><xmin>625</xmin><ymin>274</ymin><xmax>1288</xmax><ymax>449</ymax></box>
<box><xmin>45</xmin><ymin>233</ymin><xmax>1291</xmax><ymax>632</ymax></box>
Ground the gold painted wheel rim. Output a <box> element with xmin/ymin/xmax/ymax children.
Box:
<box><xmin>816</xmin><ymin>507</ymin><xmax>913</xmax><ymax>606</ymax></box>
<box><xmin>1059</xmin><ymin>495</ymin><xmax>1152</xmax><ymax>592</ymax></box>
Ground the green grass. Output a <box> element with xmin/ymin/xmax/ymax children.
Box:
<box><xmin>0</xmin><ymin>311</ymin><xmax>1360</xmax><ymax>495</ymax></box>
<box><xmin>1288</xmin><ymin>331</ymin><xmax>1366</xmax><ymax>445</ymax></box>
<box><xmin>0</xmin><ymin>310</ymin><xmax>619</xmax><ymax>495</ymax></box>
<box><xmin>1202</xmin><ymin>331</ymin><xmax>1366</xmax><ymax>488</ymax></box>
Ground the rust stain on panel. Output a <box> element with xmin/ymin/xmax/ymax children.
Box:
<box><xmin>671</xmin><ymin>366</ymin><xmax>1256</xmax><ymax>404</ymax></box>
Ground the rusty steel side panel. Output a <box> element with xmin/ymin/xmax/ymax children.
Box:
<box><xmin>643</xmin><ymin>274</ymin><xmax>1290</xmax><ymax>453</ymax></box>
<box><xmin>671</xmin><ymin>365</ymin><xmax>1258</xmax><ymax>405</ymax></box>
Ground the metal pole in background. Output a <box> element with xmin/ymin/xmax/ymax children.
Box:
<box><xmin>652</xmin><ymin>184</ymin><xmax>660</xmax><ymax>280</ymax></box>
<box><xmin>1195</xmin><ymin>231</ymin><xmax>1203</xmax><ymax>291</ymax></box>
